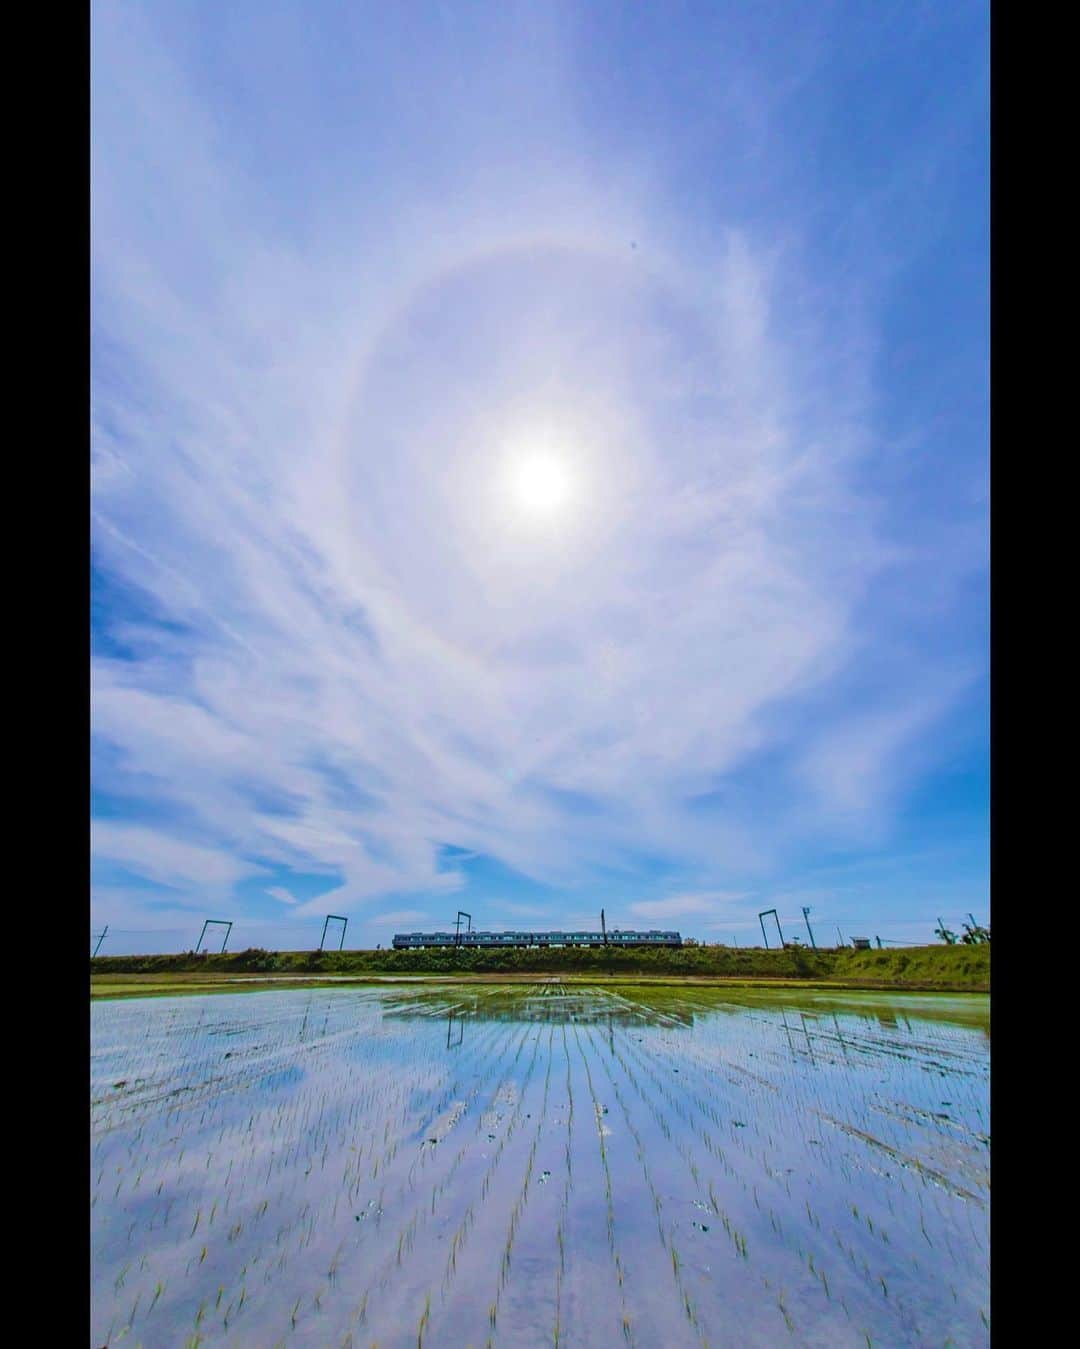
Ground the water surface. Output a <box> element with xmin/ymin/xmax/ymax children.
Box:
<box><xmin>91</xmin><ymin>982</ymin><xmax>989</xmax><ymax>1347</ymax></box>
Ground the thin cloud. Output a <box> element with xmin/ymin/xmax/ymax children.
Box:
<box><xmin>376</xmin><ymin>910</ymin><xmax>433</xmax><ymax>930</ymax></box>
<box><xmin>630</xmin><ymin>892</ymin><xmax>749</xmax><ymax>922</ymax></box>
<box><xmin>91</xmin><ymin>4</ymin><xmax>987</xmax><ymax>937</ymax></box>
<box><xmin>91</xmin><ymin>821</ymin><xmax>262</xmax><ymax>893</ymax></box>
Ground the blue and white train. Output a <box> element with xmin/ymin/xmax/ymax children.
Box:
<box><xmin>391</xmin><ymin>929</ymin><xmax>682</xmax><ymax>950</ymax></box>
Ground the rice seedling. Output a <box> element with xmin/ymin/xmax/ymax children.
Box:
<box><xmin>92</xmin><ymin>981</ymin><xmax>988</xmax><ymax>1347</ymax></box>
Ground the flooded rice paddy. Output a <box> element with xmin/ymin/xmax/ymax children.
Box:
<box><xmin>91</xmin><ymin>982</ymin><xmax>989</xmax><ymax>1347</ymax></box>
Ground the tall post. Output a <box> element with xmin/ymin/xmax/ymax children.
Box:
<box><xmin>197</xmin><ymin>919</ymin><xmax>210</xmax><ymax>954</ymax></box>
<box><xmin>220</xmin><ymin>921</ymin><xmax>232</xmax><ymax>953</ymax></box>
<box><xmin>601</xmin><ymin>908</ymin><xmax>607</xmax><ymax>945</ymax></box>
<box><xmin>320</xmin><ymin>915</ymin><xmax>331</xmax><ymax>951</ymax></box>
<box><xmin>759</xmin><ymin>912</ymin><xmax>770</xmax><ymax>948</ymax></box>
<box><xmin>802</xmin><ymin>906</ymin><xmax>817</xmax><ymax>949</ymax></box>
<box><xmin>92</xmin><ymin>925</ymin><xmax>109</xmax><ymax>958</ymax></box>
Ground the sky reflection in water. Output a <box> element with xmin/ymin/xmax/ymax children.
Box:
<box><xmin>92</xmin><ymin>983</ymin><xmax>988</xmax><ymax>1347</ymax></box>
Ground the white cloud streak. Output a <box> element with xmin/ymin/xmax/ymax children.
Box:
<box><xmin>629</xmin><ymin>892</ymin><xmax>749</xmax><ymax>923</ymax></box>
<box><xmin>90</xmin><ymin>4</ymin><xmax>982</xmax><ymax>929</ymax></box>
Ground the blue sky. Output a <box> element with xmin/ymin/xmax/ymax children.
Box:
<box><xmin>91</xmin><ymin>1</ymin><xmax>988</xmax><ymax>954</ymax></box>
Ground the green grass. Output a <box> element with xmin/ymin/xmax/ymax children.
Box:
<box><xmin>89</xmin><ymin>973</ymin><xmax>383</xmax><ymax>999</ymax></box>
<box><xmin>90</xmin><ymin>941</ymin><xmax>988</xmax><ymax>995</ymax></box>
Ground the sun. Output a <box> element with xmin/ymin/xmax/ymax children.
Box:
<box><xmin>509</xmin><ymin>452</ymin><xmax>573</xmax><ymax>516</ymax></box>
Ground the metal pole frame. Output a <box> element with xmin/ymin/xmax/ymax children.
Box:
<box><xmin>801</xmin><ymin>906</ymin><xmax>817</xmax><ymax>949</ymax></box>
<box><xmin>967</xmin><ymin>912</ymin><xmax>989</xmax><ymax>941</ymax></box>
<box><xmin>91</xmin><ymin>924</ymin><xmax>109</xmax><ymax>958</ymax></box>
<box><xmin>454</xmin><ymin>911</ymin><xmax>472</xmax><ymax>947</ymax></box>
<box><xmin>319</xmin><ymin>914</ymin><xmax>349</xmax><ymax>951</ymax></box>
<box><xmin>196</xmin><ymin>919</ymin><xmax>233</xmax><ymax>954</ymax></box>
<box><xmin>758</xmin><ymin>908</ymin><xmax>784</xmax><ymax>949</ymax></box>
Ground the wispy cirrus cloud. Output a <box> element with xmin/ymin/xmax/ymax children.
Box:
<box><xmin>374</xmin><ymin>910</ymin><xmax>434</xmax><ymax>931</ymax></box>
<box><xmin>629</xmin><ymin>893</ymin><xmax>749</xmax><ymax>923</ymax></box>
<box><xmin>91</xmin><ymin>821</ymin><xmax>262</xmax><ymax>894</ymax></box>
<box><xmin>91</xmin><ymin>2</ymin><xmax>987</xmax><ymax>948</ymax></box>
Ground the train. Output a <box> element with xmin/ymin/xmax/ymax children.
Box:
<box><xmin>392</xmin><ymin>929</ymin><xmax>682</xmax><ymax>950</ymax></box>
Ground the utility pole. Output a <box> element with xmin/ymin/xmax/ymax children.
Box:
<box><xmin>801</xmin><ymin>906</ymin><xmax>817</xmax><ymax>949</ymax></box>
<box><xmin>601</xmin><ymin>908</ymin><xmax>608</xmax><ymax>945</ymax></box>
<box><xmin>91</xmin><ymin>924</ymin><xmax>108</xmax><ymax>958</ymax></box>
<box><xmin>836</xmin><ymin>926</ymin><xmax>844</xmax><ymax>947</ymax></box>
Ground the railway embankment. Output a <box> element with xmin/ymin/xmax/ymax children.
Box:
<box><xmin>91</xmin><ymin>942</ymin><xmax>988</xmax><ymax>991</ymax></box>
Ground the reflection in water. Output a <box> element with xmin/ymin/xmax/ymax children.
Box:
<box><xmin>384</xmin><ymin>983</ymin><xmax>697</xmax><ymax>1029</ymax></box>
<box><xmin>800</xmin><ymin>1012</ymin><xmax>818</xmax><ymax>1065</ymax></box>
<box><xmin>831</xmin><ymin>1010</ymin><xmax>853</xmax><ymax>1065</ymax></box>
<box><xmin>92</xmin><ymin>982</ymin><xmax>989</xmax><ymax>1348</ymax></box>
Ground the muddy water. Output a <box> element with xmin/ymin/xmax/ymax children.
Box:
<box><xmin>91</xmin><ymin>983</ymin><xmax>989</xmax><ymax>1347</ymax></box>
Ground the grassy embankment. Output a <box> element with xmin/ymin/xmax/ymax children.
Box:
<box><xmin>91</xmin><ymin>942</ymin><xmax>988</xmax><ymax>998</ymax></box>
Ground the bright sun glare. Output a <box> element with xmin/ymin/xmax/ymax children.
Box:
<box><xmin>510</xmin><ymin>453</ymin><xmax>573</xmax><ymax>515</ymax></box>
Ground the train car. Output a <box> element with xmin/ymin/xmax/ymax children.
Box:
<box><xmin>391</xmin><ymin>929</ymin><xmax>682</xmax><ymax>950</ymax></box>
